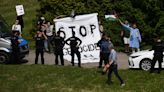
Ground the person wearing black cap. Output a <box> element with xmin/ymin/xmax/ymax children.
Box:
<box><xmin>34</xmin><ymin>30</ymin><xmax>47</xmax><ymax>64</ymax></box>
<box><xmin>65</xmin><ymin>31</ymin><xmax>82</xmax><ymax>67</ymax></box>
<box><xmin>150</xmin><ymin>37</ymin><xmax>164</xmax><ymax>73</ymax></box>
<box><xmin>10</xmin><ymin>31</ymin><xmax>20</xmax><ymax>64</ymax></box>
<box><xmin>51</xmin><ymin>31</ymin><xmax>65</xmax><ymax>65</ymax></box>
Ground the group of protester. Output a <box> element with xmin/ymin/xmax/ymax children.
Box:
<box><xmin>9</xmin><ymin>15</ymin><xmax>163</xmax><ymax>87</ymax></box>
<box><xmin>35</xmin><ymin>16</ymin><xmax>82</xmax><ymax>67</ymax></box>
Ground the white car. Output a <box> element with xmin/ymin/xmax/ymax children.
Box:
<box><xmin>128</xmin><ymin>50</ymin><xmax>164</xmax><ymax>71</ymax></box>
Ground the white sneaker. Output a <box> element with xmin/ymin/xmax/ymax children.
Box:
<box><xmin>121</xmin><ymin>83</ymin><xmax>125</xmax><ymax>87</ymax></box>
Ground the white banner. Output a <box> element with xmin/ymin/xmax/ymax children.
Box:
<box><xmin>16</xmin><ymin>5</ymin><xmax>25</xmax><ymax>16</ymax></box>
<box><xmin>54</xmin><ymin>13</ymin><xmax>101</xmax><ymax>63</ymax></box>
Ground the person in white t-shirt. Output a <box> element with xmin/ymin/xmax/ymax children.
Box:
<box><xmin>12</xmin><ymin>20</ymin><xmax>22</xmax><ymax>35</ymax></box>
<box><xmin>45</xmin><ymin>21</ymin><xmax>54</xmax><ymax>52</ymax></box>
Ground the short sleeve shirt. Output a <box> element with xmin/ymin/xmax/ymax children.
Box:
<box><xmin>108</xmin><ymin>49</ymin><xmax>117</xmax><ymax>65</ymax></box>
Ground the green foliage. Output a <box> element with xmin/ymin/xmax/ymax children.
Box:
<box><xmin>38</xmin><ymin>0</ymin><xmax>164</xmax><ymax>49</ymax></box>
<box><xmin>0</xmin><ymin>0</ymin><xmax>163</xmax><ymax>49</ymax></box>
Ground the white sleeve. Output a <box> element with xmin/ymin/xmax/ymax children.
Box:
<box><xmin>12</xmin><ymin>25</ymin><xmax>15</xmax><ymax>30</ymax></box>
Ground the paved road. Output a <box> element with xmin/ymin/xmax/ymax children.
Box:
<box><xmin>24</xmin><ymin>50</ymin><xmax>129</xmax><ymax>69</ymax></box>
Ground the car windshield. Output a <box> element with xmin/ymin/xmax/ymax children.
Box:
<box><xmin>0</xmin><ymin>15</ymin><xmax>11</xmax><ymax>38</ymax></box>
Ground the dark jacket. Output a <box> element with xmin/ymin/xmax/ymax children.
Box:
<box><xmin>152</xmin><ymin>41</ymin><xmax>164</xmax><ymax>56</ymax></box>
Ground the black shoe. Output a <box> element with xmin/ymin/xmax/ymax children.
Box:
<box><xmin>106</xmin><ymin>81</ymin><xmax>113</xmax><ymax>85</ymax></box>
<box><xmin>157</xmin><ymin>71</ymin><xmax>161</xmax><ymax>74</ymax></box>
<box><xmin>102</xmin><ymin>71</ymin><xmax>106</xmax><ymax>75</ymax></box>
<box><xmin>150</xmin><ymin>70</ymin><xmax>154</xmax><ymax>73</ymax></box>
<box><xmin>98</xmin><ymin>66</ymin><xmax>102</xmax><ymax>68</ymax></box>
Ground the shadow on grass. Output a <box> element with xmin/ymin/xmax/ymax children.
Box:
<box><xmin>2</xmin><ymin>59</ymin><xmax>28</xmax><ymax>65</ymax></box>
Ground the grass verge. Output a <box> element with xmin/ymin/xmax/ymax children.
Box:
<box><xmin>0</xmin><ymin>64</ymin><xmax>164</xmax><ymax>92</ymax></box>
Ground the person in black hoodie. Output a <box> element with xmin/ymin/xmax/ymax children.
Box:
<box><xmin>10</xmin><ymin>31</ymin><xmax>20</xmax><ymax>64</ymax></box>
<box><xmin>97</xmin><ymin>33</ymin><xmax>113</xmax><ymax>68</ymax></box>
<box><xmin>51</xmin><ymin>31</ymin><xmax>65</xmax><ymax>65</ymax></box>
<box><xmin>150</xmin><ymin>37</ymin><xmax>164</xmax><ymax>73</ymax></box>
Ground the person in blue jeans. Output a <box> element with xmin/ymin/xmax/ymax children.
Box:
<box><xmin>105</xmin><ymin>46</ymin><xmax>125</xmax><ymax>87</ymax></box>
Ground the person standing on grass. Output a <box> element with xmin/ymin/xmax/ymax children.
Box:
<box><xmin>97</xmin><ymin>33</ymin><xmax>113</xmax><ymax>68</ymax></box>
<box><xmin>105</xmin><ymin>46</ymin><xmax>125</xmax><ymax>87</ymax></box>
<box><xmin>65</xmin><ymin>31</ymin><xmax>82</xmax><ymax>67</ymax></box>
<box><xmin>51</xmin><ymin>31</ymin><xmax>65</xmax><ymax>65</ymax></box>
<box><xmin>150</xmin><ymin>37</ymin><xmax>164</xmax><ymax>74</ymax></box>
<box><xmin>119</xmin><ymin>19</ymin><xmax>141</xmax><ymax>53</ymax></box>
<box><xmin>34</xmin><ymin>30</ymin><xmax>47</xmax><ymax>64</ymax></box>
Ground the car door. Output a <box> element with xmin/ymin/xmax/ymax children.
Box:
<box><xmin>162</xmin><ymin>52</ymin><xmax>164</xmax><ymax>68</ymax></box>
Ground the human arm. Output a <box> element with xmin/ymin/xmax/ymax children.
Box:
<box><xmin>137</xmin><ymin>29</ymin><xmax>142</xmax><ymax>42</ymax></box>
<box><xmin>76</xmin><ymin>37</ymin><xmax>82</xmax><ymax>47</ymax></box>
<box><xmin>65</xmin><ymin>38</ymin><xmax>70</xmax><ymax>45</ymax></box>
<box><xmin>42</xmin><ymin>32</ymin><xmax>47</xmax><ymax>40</ymax></box>
<box><xmin>97</xmin><ymin>40</ymin><xmax>101</xmax><ymax>47</ymax></box>
<box><xmin>61</xmin><ymin>37</ymin><xmax>65</xmax><ymax>47</ymax></box>
<box><xmin>118</xmin><ymin>19</ymin><xmax>131</xmax><ymax>31</ymax></box>
<box><xmin>12</xmin><ymin>25</ymin><xmax>15</xmax><ymax>30</ymax></box>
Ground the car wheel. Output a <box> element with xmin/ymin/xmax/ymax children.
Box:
<box><xmin>0</xmin><ymin>51</ymin><xmax>9</xmax><ymax>63</ymax></box>
<box><xmin>140</xmin><ymin>59</ymin><xmax>152</xmax><ymax>71</ymax></box>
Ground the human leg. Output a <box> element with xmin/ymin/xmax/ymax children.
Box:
<box><xmin>71</xmin><ymin>50</ymin><xmax>75</xmax><ymax>66</ymax></box>
<box><xmin>35</xmin><ymin>49</ymin><xmax>39</xmax><ymax>64</ymax></box>
<box><xmin>55</xmin><ymin>54</ymin><xmax>59</xmax><ymax>65</ymax></box>
<box><xmin>60</xmin><ymin>53</ymin><xmax>64</xmax><ymax>65</ymax></box>
<box><xmin>76</xmin><ymin>50</ymin><xmax>81</xmax><ymax>67</ymax></box>
<box><xmin>40</xmin><ymin>50</ymin><xmax>44</xmax><ymax>64</ymax></box>
<box><xmin>107</xmin><ymin>66</ymin><xmax>113</xmax><ymax>84</ymax></box>
<box><xmin>150</xmin><ymin>57</ymin><xmax>157</xmax><ymax>73</ymax></box>
<box><xmin>113</xmin><ymin>65</ymin><xmax>124</xmax><ymax>84</ymax></box>
<box><xmin>157</xmin><ymin>57</ymin><xmax>162</xmax><ymax>73</ymax></box>
<box><xmin>98</xmin><ymin>52</ymin><xmax>103</xmax><ymax>68</ymax></box>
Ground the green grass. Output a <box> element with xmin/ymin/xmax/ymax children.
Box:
<box><xmin>0</xmin><ymin>64</ymin><xmax>164</xmax><ymax>92</ymax></box>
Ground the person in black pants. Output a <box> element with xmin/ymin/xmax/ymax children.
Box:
<box><xmin>51</xmin><ymin>31</ymin><xmax>65</xmax><ymax>65</ymax></box>
<box><xmin>34</xmin><ymin>30</ymin><xmax>47</xmax><ymax>64</ymax></box>
<box><xmin>65</xmin><ymin>31</ymin><xmax>82</xmax><ymax>67</ymax></box>
<box><xmin>105</xmin><ymin>47</ymin><xmax>125</xmax><ymax>87</ymax></box>
<box><xmin>97</xmin><ymin>34</ymin><xmax>113</xmax><ymax>68</ymax></box>
<box><xmin>10</xmin><ymin>31</ymin><xmax>20</xmax><ymax>64</ymax></box>
<box><xmin>150</xmin><ymin>38</ymin><xmax>164</xmax><ymax>73</ymax></box>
